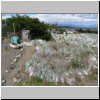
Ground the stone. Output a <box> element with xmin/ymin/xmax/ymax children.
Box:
<box><xmin>13</xmin><ymin>78</ymin><xmax>17</xmax><ymax>83</ymax></box>
<box><xmin>18</xmin><ymin>54</ymin><xmax>22</xmax><ymax>57</ymax></box>
<box><xmin>13</xmin><ymin>78</ymin><xmax>21</xmax><ymax>84</ymax></box>
<box><xmin>21</xmin><ymin>48</ymin><xmax>24</xmax><ymax>51</ymax></box>
<box><xmin>10</xmin><ymin>62</ymin><xmax>14</xmax><ymax>65</ymax></box>
<box><xmin>13</xmin><ymin>59</ymin><xmax>17</xmax><ymax>62</ymax></box>
<box><xmin>10</xmin><ymin>66</ymin><xmax>14</xmax><ymax>69</ymax></box>
<box><xmin>2</xmin><ymin>79</ymin><xmax>6</xmax><ymax>84</ymax></box>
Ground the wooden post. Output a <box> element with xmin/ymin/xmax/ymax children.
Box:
<box><xmin>13</xmin><ymin>22</ymin><xmax>15</xmax><ymax>35</ymax></box>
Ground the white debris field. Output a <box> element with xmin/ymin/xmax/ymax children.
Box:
<box><xmin>22</xmin><ymin>33</ymin><xmax>98</xmax><ymax>85</ymax></box>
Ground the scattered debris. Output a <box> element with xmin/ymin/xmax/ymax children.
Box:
<box><xmin>23</xmin><ymin>33</ymin><xmax>98</xmax><ymax>85</ymax></box>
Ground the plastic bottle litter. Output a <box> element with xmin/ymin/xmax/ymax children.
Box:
<box><xmin>83</xmin><ymin>70</ymin><xmax>88</xmax><ymax>75</ymax></box>
<box><xmin>23</xmin><ymin>33</ymin><xmax>98</xmax><ymax>85</ymax></box>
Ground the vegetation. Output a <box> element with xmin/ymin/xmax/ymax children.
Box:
<box><xmin>76</xmin><ymin>28</ymin><xmax>98</xmax><ymax>34</ymax></box>
<box><xmin>2</xmin><ymin>14</ymin><xmax>52</xmax><ymax>40</ymax></box>
<box><xmin>17</xmin><ymin>77</ymin><xmax>69</xmax><ymax>86</ymax></box>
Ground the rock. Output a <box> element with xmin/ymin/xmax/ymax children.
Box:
<box><xmin>2</xmin><ymin>80</ymin><xmax>6</xmax><ymax>83</ymax></box>
<box><xmin>10</xmin><ymin>66</ymin><xmax>14</xmax><ymax>70</ymax></box>
<box><xmin>10</xmin><ymin>65</ymin><xmax>16</xmax><ymax>69</ymax></box>
<box><xmin>13</xmin><ymin>58</ymin><xmax>17</xmax><ymax>62</ymax></box>
<box><xmin>21</xmin><ymin>48</ymin><xmax>24</xmax><ymax>51</ymax></box>
<box><xmin>13</xmin><ymin>78</ymin><xmax>20</xmax><ymax>84</ymax></box>
<box><xmin>15</xmin><ymin>54</ymin><xmax>22</xmax><ymax>61</ymax></box>
<box><xmin>2</xmin><ymin>79</ymin><xmax>6</xmax><ymax>85</ymax></box>
<box><xmin>13</xmin><ymin>78</ymin><xmax>17</xmax><ymax>83</ymax></box>
<box><xmin>17</xmin><ymin>54</ymin><xmax>22</xmax><ymax>58</ymax></box>
<box><xmin>5</xmin><ymin>70</ymin><xmax>8</xmax><ymax>73</ymax></box>
<box><xmin>10</xmin><ymin>62</ymin><xmax>14</xmax><ymax>65</ymax></box>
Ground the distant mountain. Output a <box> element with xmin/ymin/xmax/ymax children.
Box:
<box><xmin>57</xmin><ymin>23</ymin><xmax>98</xmax><ymax>29</ymax></box>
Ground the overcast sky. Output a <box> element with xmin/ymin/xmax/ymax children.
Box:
<box><xmin>2</xmin><ymin>14</ymin><xmax>98</xmax><ymax>28</ymax></box>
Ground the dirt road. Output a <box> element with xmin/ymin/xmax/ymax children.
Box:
<box><xmin>1</xmin><ymin>40</ymin><xmax>34</xmax><ymax>86</ymax></box>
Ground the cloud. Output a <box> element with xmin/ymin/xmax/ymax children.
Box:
<box><xmin>31</xmin><ymin>14</ymin><xmax>97</xmax><ymax>23</ymax></box>
<box><xmin>2</xmin><ymin>14</ymin><xmax>16</xmax><ymax>19</ymax></box>
<box><xmin>2</xmin><ymin>14</ymin><xmax>12</xmax><ymax>19</ymax></box>
<box><xmin>30</xmin><ymin>14</ymin><xmax>98</xmax><ymax>28</ymax></box>
<box><xmin>2</xmin><ymin>14</ymin><xmax>98</xmax><ymax>28</ymax></box>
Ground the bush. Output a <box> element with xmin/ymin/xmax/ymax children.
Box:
<box><xmin>76</xmin><ymin>28</ymin><xmax>98</xmax><ymax>34</ymax></box>
<box><xmin>30</xmin><ymin>28</ymin><xmax>52</xmax><ymax>41</ymax></box>
<box><xmin>77</xmin><ymin>28</ymin><xmax>83</xmax><ymax>32</ymax></box>
<box><xmin>2</xmin><ymin>14</ymin><xmax>52</xmax><ymax>41</ymax></box>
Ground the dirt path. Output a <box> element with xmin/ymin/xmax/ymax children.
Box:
<box><xmin>1</xmin><ymin>41</ymin><xmax>21</xmax><ymax>86</ymax></box>
<box><xmin>1</xmin><ymin>40</ymin><xmax>34</xmax><ymax>86</ymax></box>
<box><xmin>16</xmin><ymin>46</ymin><xmax>35</xmax><ymax>84</ymax></box>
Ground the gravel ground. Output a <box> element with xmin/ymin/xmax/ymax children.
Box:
<box><xmin>1</xmin><ymin>33</ymin><xmax>98</xmax><ymax>86</ymax></box>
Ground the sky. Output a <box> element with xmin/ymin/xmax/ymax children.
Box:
<box><xmin>2</xmin><ymin>14</ymin><xmax>98</xmax><ymax>28</ymax></box>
